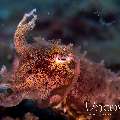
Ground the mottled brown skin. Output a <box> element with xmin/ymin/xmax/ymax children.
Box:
<box><xmin>0</xmin><ymin>9</ymin><xmax>120</xmax><ymax>120</ymax></box>
<box><xmin>59</xmin><ymin>57</ymin><xmax>120</xmax><ymax>119</ymax></box>
<box><xmin>67</xmin><ymin>57</ymin><xmax>120</xmax><ymax>108</ymax></box>
<box><xmin>0</xmin><ymin>9</ymin><xmax>80</xmax><ymax>107</ymax></box>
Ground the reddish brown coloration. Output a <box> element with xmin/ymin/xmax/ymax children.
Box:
<box><xmin>58</xmin><ymin>57</ymin><xmax>120</xmax><ymax>119</ymax></box>
<box><xmin>66</xmin><ymin>57</ymin><xmax>112</xmax><ymax>111</ymax></box>
<box><xmin>0</xmin><ymin>9</ymin><xmax>120</xmax><ymax>120</ymax></box>
<box><xmin>0</xmin><ymin>9</ymin><xmax>80</xmax><ymax>107</ymax></box>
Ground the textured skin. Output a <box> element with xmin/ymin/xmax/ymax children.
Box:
<box><xmin>60</xmin><ymin>57</ymin><xmax>120</xmax><ymax>119</ymax></box>
<box><xmin>0</xmin><ymin>9</ymin><xmax>80</xmax><ymax>107</ymax></box>
<box><xmin>66</xmin><ymin>58</ymin><xmax>112</xmax><ymax>110</ymax></box>
<box><xmin>0</xmin><ymin>10</ymin><xmax>120</xmax><ymax>119</ymax></box>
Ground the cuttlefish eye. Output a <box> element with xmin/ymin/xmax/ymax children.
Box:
<box><xmin>53</xmin><ymin>54</ymin><xmax>76</xmax><ymax>70</ymax></box>
<box><xmin>54</xmin><ymin>54</ymin><xmax>73</xmax><ymax>64</ymax></box>
<box><xmin>58</xmin><ymin>57</ymin><xmax>66</xmax><ymax>61</ymax></box>
<box><xmin>56</xmin><ymin>55</ymin><xmax>67</xmax><ymax>62</ymax></box>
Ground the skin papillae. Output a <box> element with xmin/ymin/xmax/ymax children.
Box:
<box><xmin>0</xmin><ymin>9</ymin><xmax>120</xmax><ymax>116</ymax></box>
<box><xmin>0</xmin><ymin>9</ymin><xmax>80</xmax><ymax>107</ymax></box>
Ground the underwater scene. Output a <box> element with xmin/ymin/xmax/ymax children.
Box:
<box><xmin>0</xmin><ymin>0</ymin><xmax>120</xmax><ymax>120</ymax></box>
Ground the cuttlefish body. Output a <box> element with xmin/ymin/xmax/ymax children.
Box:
<box><xmin>0</xmin><ymin>10</ymin><xmax>120</xmax><ymax>116</ymax></box>
<box><xmin>0</xmin><ymin>9</ymin><xmax>80</xmax><ymax>107</ymax></box>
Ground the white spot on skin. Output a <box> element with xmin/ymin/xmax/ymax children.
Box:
<box><xmin>0</xmin><ymin>65</ymin><xmax>7</xmax><ymax>75</ymax></box>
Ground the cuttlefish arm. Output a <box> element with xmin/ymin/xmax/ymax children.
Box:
<box><xmin>14</xmin><ymin>9</ymin><xmax>37</xmax><ymax>55</ymax></box>
<box><xmin>0</xmin><ymin>9</ymin><xmax>37</xmax><ymax>107</ymax></box>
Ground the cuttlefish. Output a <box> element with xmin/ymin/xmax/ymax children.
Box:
<box><xmin>0</xmin><ymin>10</ymin><xmax>119</xmax><ymax>117</ymax></box>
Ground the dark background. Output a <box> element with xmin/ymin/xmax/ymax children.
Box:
<box><xmin>1</xmin><ymin>0</ymin><xmax>120</xmax><ymax>70</ymax></box>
